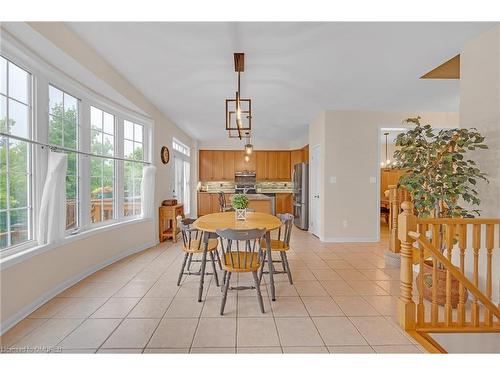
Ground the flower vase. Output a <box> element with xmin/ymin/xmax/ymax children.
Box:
<box><xmin>235</xmin><ymin>208</ymin><xmax>246</xmax><ymax>221</ymax></box>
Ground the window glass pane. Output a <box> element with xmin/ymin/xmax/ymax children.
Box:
<box><xmin>49</xmin><ymin>85</ymin><xmax>63</xmax><ymax>115</ymax></box>
<box><xmin>133</xmin><ymin>142</ymin><xmax>143</xmax><ymax>160</ymax></box>
<box><xmin>0</xmin><ymin>96</ymin><xmax>6</xmax><ymax>133</ymax></box>
<box><xmin>134</xmin><ymin>124</ymin><xmax>143</xmax><ymax>143</ymax></box>
<box><xmin>64</xmin><ymin>93</ymin><xmax>77</xmax><ymax>113</ymax></box>
<box><xmin>10</xmin><ymin>208</ymin><xmax>28</xmax><ymax>246</ymax></box>
<box><xmin>103</xmin><ymin>133</ymin><xmax>114</xmax><ymax>156</ymax></box>
<box><xmin>48</xmin><ymin>114</ymin><xmax>63</xmax><ymax>145</ymax></box>
<box><xmin>0</xmin><ymin>211</ymin><xmax>7</xmax><ymax>248</ymax></box>
<box><xmin>124</xmin><ymin>120</ymin><xmax>134</xmax><ymax>140</ymax></box>
<box><xmin>8</xmin><ymin>62</ymin><xmax>29</xmax><ymax>104</ymax></box>
<box><xmin>0</xmin><ymin>57</ymin><xmax>6</xmax><ymax>95</ymax></box>
<box><xmin>91</xmin><ymin>106</ymin><xmax>102</xmax><ymax>130</ymax></box>
<box><xmin>0</xmin><ymin>141</ymin><xmax>6</xmax><ymax>210</ymax></box>
<box><xmin>8</xmin><ymin>100</ymin><xmax>29</xmax><ymax>138</ymax></box>
<box><xmin>91</xmin><ymin>129</ymin><xmax>102</xmax><ymax>155</ymax></box>
<box><xmin>124</xmin><ymin>139</ymin><xmax>134</xmax><ymax>159</ymax></box>
<box><xmin>66</xmin><ymin>175</ymin><xmax>77</xmax><ymax>230</ymax></box>
<box><xmin>103</xmin><ymin>112</ymin><xmax>114</xmax><ymax>134</ymax></box>
<box><xmin>8</xmin><ymin>140</ymin><xmax>28</xmax><ymax>175</ymax></box>
<box><xmin>9</xmin><ymin>173</ymin><xmax>28</xmax><ymax>208</ymax></box>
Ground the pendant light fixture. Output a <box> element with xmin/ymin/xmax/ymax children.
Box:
<box><xmin>244</xmin><ymin>133</ymin><xmax>253</xmax><ymax>155</ymax></box>
<box><xmin>225</xmin><ymin>53</ymin><xmax>252</xmax><ymax>139</ymax></box>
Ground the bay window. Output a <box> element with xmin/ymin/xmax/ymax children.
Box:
<box><xmin>0</xmin><ymin>46</ymin><xmax>152</xmax><ymax>256</ymax></box>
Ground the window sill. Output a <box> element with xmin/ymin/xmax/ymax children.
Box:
<box><xmin>0</xmin><ymin>217</ymin><xmax>154</xmax><ymax>270</ymax></box>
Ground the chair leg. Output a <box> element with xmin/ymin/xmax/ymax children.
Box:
<box><xmin>209</xmin><ymin>251</ymin><xmax>220</xmax><ymax>287</ymax></box>
<box><xmin>220</xmin><ymin>272</ymin><xmax>232</xmax><ymax>315</ymax></box>
<box><xmin>221</xmin><ymin>270</ymin><xmax>227</xmax><ymax>292</ymax></box>
<box><xmin>177</xmin><ymin>253</ymin><xmax>189</xmax><ymax>286</ymax></box>
<box><xmin>282</xmin><ymin>251</ymin><xmax>293</xmax><ymax>285</ymax></box>
<box><xmin>198</xmin><ymin>236</ymin><xmax>209</xmax><ymax>303</ymax></box>
<box><xmin>252</xmin><ymin>271</ymin><xmax>265</xmax><ymax>313</ymax></box>
<box><xmin>186</xmin><ymin>253</ymin><xmax>193</xmax><ymax>271</ymax></box>
<box><xmin>258</xmin><ymin>251</ymin><xmax>267</xmax><ymax>284</ymax></box>
<box><xmin>215</xmin><ymin>249</ymin><xmax>223</xmax><ymax>270</ymax></box>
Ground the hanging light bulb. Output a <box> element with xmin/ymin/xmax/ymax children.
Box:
<box><xmin>244</xmin><ymin>133</ymin><xmax>253</xmax><ymax>155</ymax></box>
<box><xmin>244</xmin><ymin>154</ymin><xmax>250</xmax><ymax>162</ymax></box>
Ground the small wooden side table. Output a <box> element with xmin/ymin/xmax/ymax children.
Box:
<box><xmin>159</xmin><ymin>204</ymin><xmax>184</xmax><ymax>242</ymax></box>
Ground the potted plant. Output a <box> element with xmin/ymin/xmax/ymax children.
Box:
<box><xmin>393</xmin><ymin>116</ymin><xmax>488</xmax><ymax>306</ymax></box>
<box><xmin>232</xmin><ymin>194</ymin><xmax>249</xmax><ymax>220</ymax></box>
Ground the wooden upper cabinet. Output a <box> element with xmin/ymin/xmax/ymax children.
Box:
<box><xmin>212</xmin><ymin>151</ymin><xmax>224</xmax><ymax>180</ymax></box>
<box><xmin>267</xmin><ymin>151</ymin><xmax>278</xmax><ymax>180</ymax></box>
<box><xmin>199</xmin><ymin>150</ymin><xmax>213</xmax><ymax>181</ymax></box>
<box><xmin>302</xmin><ymin>145</ymin><xmax>309</xmax><ymax>163</ymax></box>
<box><xmin>222</xmin><ymin>151</ymin><xmax>235</xmax><ymax>180</ymax></box>
<box><xmin>277</xmin><ymin>151</ymin><xmax>291</xmax><ymax>180</ymax></box>
<box><xmin>256</xmin><ymin>151</ymin><xmax>268</xmax><ymax>180</ymax></box>
<box><xmin>234</xmin><ymin>150</ymin><xmax>245</xmax><ymax>173</ymax></box>
<box><xmin>290</xmin><ymin>150</ymin><xmax>303</xmax><ymax>176</ymax></box>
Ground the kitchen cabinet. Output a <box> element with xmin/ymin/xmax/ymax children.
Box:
<box><xmin>212</xmin><ymin>151</ymin><xmax>224</xmax><ymax>180</ymax></box>
<box><xmin>199</xmin><ymin>150</ymin><xmax>213</xmax><ymax>181</ymax></box>
<box><xmin>255</xmin><ymin>151</ymin><xmax>268</xmax><ymax>180</ymax></box>
<box><xmin>290</xmin><ymin>149</ymin><xmax>303</xmax><ymax>176</ymax></box>
<box><xmin>277</xmin><ymin>151</ymin><xmax>291</xmax><ymax>180</ymax></box>
<box><xmin>276</xmin><ymin>193</ymin><xmax>293</xmax><ymax>214</ymax></box>
<box><xmin>197</xmin><ymin>192</ymin><xmax>212</xmax><ymax>216</ymax></box>
<box><xmin>222</xmin><ymin>151</ymin><xmax>235</xmax><ymax>180</ymax></box>
<box><xmin>234</xmin><ymin>150</ymin><xmax>256</xmax><ymax>173</ymax></box>
<box><xmin>267</xmin><ymin>151</ymin><xmax>278</xmax><ymax>180</ymax></box>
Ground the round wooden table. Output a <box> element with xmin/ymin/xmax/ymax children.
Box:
<box><xmin>193</xmin><ymin>212</ymin><xmax>282</xmax><ymax>301</ymax></box>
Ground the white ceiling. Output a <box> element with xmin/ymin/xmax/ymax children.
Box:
<box><xmin>67</xmin><ymin>22</ymin><xmax>495</xmax><ymax>144</ymax></box>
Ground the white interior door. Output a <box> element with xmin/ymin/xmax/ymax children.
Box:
<box><xmin>310</xmin><ymin>145</ymin><xmax>321</xmax><ymax>237</ymax></box>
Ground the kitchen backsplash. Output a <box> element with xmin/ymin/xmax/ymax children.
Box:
<box><xmin>198</xmin><ymin>181</ymin><xmax>292</xmax><ymax>192</ymax></box>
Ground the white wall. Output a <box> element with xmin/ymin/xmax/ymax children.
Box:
<box><xmin>310</xmin><ymin>110</ymin><xmax>459</xmax><ymax>242</ymax></box>
<box><xmin>460</xmin><ymin>24</ymin><xmax>500</xmax><ymax>303</ymax></box>
<box><xmin>0</xmin><ymin>22</ymin><xmax>196</xmax><ymax>332</ymax></box>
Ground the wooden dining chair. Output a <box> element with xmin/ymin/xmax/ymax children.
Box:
<box><xmin>218</xmin><ymin>191</ymin><xmax>234</xmax><ymax>212</ymax></box>
<box><xmin>177</xmin><ymin>218</ymin><xmax>220</xmax><ymax>288</ymax></box>
<box><xmin>216</xmin><ymin>228</ymin><xmax>267</xmax><ymax>315</ymax></box>
<box><xmin>258</xmin><ymin>213</ymin><xmax>294</xmax><ymax>285</ymax></box>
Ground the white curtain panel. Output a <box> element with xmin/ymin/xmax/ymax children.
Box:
<box><xmin>141</xmin><ymin>165</ymin><xmax>156</xmax><ymax>218</ymax></box>
<box><xmin>38</xmin><ymin>152</ymin><xmax>67</xmax><ymax>245</ymax></box>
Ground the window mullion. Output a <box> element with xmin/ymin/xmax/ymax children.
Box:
<box><xmin>79</xmin><ymin>101</ymin><xmax>91</xmax><ymax>231</ymax></box>
<box><xmin>115</xmin><ymin>115</ymin><xmax>124</xmax><ymax>220</ymax></box>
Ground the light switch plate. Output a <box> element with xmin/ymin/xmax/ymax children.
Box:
<box><xmin>330</xmin><ymin>176</ymin><xmax>337</xmax><ymax>184</ymax></box>
<box><xmin>369</xmin><ymin>176</ymin><xmax>376</xmax><ymax>184</ymax></box>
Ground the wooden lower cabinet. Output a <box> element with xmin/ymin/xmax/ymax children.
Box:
<box><xmin>197</xmin><ymin>192</ymin><xmax>232</xmax><ymax>216</ymax></box>
<box><xmin>276</xmin><ymin>193</ymin><xmax>293</xmax><ymax>215</ymax></box>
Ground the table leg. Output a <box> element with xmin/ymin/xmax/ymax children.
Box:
<box><xmin>265</xmin><ymin>231</ymin><xmax>276</xmax><ymax>301</ymax></box>
<box><xmin>198</xmin><ymin>231</ymin><xmax>209</xmax><ymax>302</ymax></box>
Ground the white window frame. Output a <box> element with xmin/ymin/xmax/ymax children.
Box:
<box><xmin>123</xmin><ymin>120</ymin><xmax>145</xmax><ymax>218</ymax></box>
<box><xmin>172</xmin><ymin>137</ymin><xmax>191</xmax><ymax>215</ymax></box>
<box><xmin>0</xmin><ymin>33</ymin><xmax>153</xmax><ymax>260</ymax></box>
<box><xmin>0</xmin><ymin>55</ymin><xmax>35</xmax><ymax>256</ymax></box>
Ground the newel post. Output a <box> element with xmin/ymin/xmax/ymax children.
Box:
<box><xmin>397</xmin><ymin>201</ymin><xmax>417</xmax><ymax>330</ymax></box>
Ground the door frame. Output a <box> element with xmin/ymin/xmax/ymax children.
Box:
<box><xmin>309</xmin><ymin>144</ymin><xmax>321</xmax><ymax>237</ymax></box>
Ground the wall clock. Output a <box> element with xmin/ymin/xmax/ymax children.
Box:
<box><xmin>160</xmin><ymin>146</ymin><xmax>170</xmax><ymax>164</ymax></box>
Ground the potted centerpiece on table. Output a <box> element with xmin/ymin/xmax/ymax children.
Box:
<box><xmin>232</xmin><ymin>194</ymin><xmax>249</xmax><ymax>220</ymax></box>
<box><xmin>393</xmin><ymin>117</ymin><xmax>488</xmax><ymax>306</ymax></box>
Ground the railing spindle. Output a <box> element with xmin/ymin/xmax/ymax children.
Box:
<box><xmin>457</xmin><ymin>223</ymin><xmax>467</xmax><ymax>326</ymax></box>
<box><xmin>431</xmin><ymin>224</ymin><xmax>439</xmax><ymax>324</ymax></box>
<box><xmin>444</xmin><ymin>224</ymin><xmax>455</xmax><ymax>326</ymax></box>
<box><xmin>417</xmin><ymin>232</ymin><xmax>425</xmax><ymax>326</ymax></box>
<box><xmin>485</xmin><ymin>224</ymin><xmax>494</xmax><ymax>326</ymax></box>
<box><xmin>472</xmin><ymin>224</ymin><xmax>481</xmax><ymax>326</ymax></box>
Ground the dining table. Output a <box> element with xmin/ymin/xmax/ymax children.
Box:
<box><xmin>193</xmin><ymin>211</ymin><xmax>283</xmax><ymax>302</ymax></box>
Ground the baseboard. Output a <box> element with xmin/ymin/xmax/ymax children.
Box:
<box><xmin>319</xmin><ymin>236</ymin><xmax>379</xmax><ymax>243</ymax></box>
<box><xmin>0</xmin><ymin>240</ymin><xmax>156</xmax><ymax>336</ymax></box>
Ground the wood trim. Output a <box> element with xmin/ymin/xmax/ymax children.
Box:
<box><xmin>421</xmin><ymin>55</ymin><xmax>460</xmax><ymax>79</ymax></box>
<box><xmin>407</xmin><ymin>331</ymin><xmax>447</xmax><ymax>353</ymax></box>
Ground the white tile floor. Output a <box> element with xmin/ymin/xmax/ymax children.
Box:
<box><xmin>1</xmin><ymin>225</ymin><xmax>425</xmax><ymax>354</ymax></box>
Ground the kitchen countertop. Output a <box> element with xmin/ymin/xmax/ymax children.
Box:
<box><xmin>197</xmin><ymin>192</ymin><xmax>272</xmax><ymax>200</ymax></box>
<box><xmin>199</xmin><ymin>190</ymin><xmax>292</xmax><ymax>194</ymax></box>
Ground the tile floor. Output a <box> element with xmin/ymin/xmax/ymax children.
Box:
<box><xmin>1</xmin><ymin>224</ymin><xmax>425</xmax><ymax>354</ymax></box>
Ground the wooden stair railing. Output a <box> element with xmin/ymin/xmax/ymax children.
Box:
<box><xmin>397</xmin><ymin>201</ymin><xmax>500</xmax><ymax>352</ymax></box>
<box><xmin>388</xmin><ymin>184</ymin><xmax>411</xmax><ymax>253</ymax></box>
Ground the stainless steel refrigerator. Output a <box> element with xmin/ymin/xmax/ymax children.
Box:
<box><xmin>292</xmin><ymin>163</ymin><xmax>309</xmax><ymax>230</ymax></box>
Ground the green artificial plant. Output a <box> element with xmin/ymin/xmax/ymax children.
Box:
<box><xmin>393</xmin><ymin>117</ymin><xmax>488</xmax><ymax>218</ymax></box>
<box><xmin>232</xmin><ymin>194</ymin><xmax>249</xmax><ymax>210</ymax></box>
